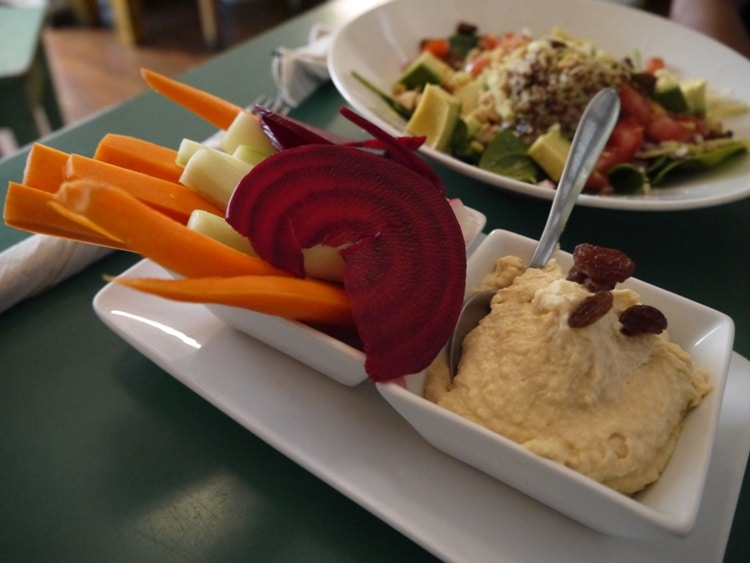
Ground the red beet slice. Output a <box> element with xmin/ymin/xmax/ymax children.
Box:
<box><xmin>348</xmin><ymin>136</ymin><xmax>426</xmax><ymax>152</ymax></box>
<box><xmin>340</xmin><ymin>107</ymin><xmax>444</xmax><ymax>192</ymax></box>
<box><xmin>256</xmin><ymin>105</ymin><xmax>439</xmax><ymax>191</ymax></box>
<box><xmin>226</xmin><ymin>143</ymin><xmax>466</xmax><ymax>382</ymax></box>
<box><xmin>256</xmin><ymin>105</ymin><xmax>431</xmax><ymax>157</ymax></box>
<box><xmin>254</xmin><ymin>105</ymin><xmax>351</xmax><ymax>149</ymax></box>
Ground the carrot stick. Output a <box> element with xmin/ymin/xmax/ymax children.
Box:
<box><xmin>51</xmin><ymin>180</ymin><xmax>287</xmax><ymax>279</ymax></box>
<box><xmin>64</xmin><ymin>153</ymin><xmax>223</xmax><ymax>223</ymax></box>
<box><xmin>107</xmin><ymin>275</ymin><xmax>354</xmax><ymax>326</ymax></box>
<box><xmin>22</xmin><ymin>143</ymin><xmax>69</xmax><ymax>192</ymax></box>
<box><xmin>94</xmin><ymin>133</ymin><xmax>183</xmax><ymax>183</ymax></box>
<box><xmin>3</xmin><ymin>182</ymin><xmax>126</xmax><ymax>249</ymax></box>
<box><xmin>140</xmin><ymin>68</ymin><xmax>249</xmax><ymax>130</ymax></box>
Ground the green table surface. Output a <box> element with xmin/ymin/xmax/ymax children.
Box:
<box><xmin>1</xmin><ymin>1</ymin><xmax>748</xmax><ymax>561</ymax></box>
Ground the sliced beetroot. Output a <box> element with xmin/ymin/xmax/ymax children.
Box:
<box><xmin>254</xmin><ymin>105</ymin><xmax>351</xmax><ymax>149</ymax></box>
<box><xmin>256</xmin><ymin>105</ymin><xmax>443</xmax><ymax>193</ymax></box>
<box><xmin>348</xmin><ymin>136</ymin><xmax>426</xmax><ymax>152</ymax></box>
<box><xmin>340</xmin><ymin>107</ymin><xmax>444</xmax><ymax>193</ymax></box>
<box><xmin>226</xmin><ymin>143</ymin><xmax>466</xmax><ymax>382</ymax></box>
<box><xmin>256</xmin><ymin>105</ymin><xmax>430</xmax><ymax>156</ymax></box>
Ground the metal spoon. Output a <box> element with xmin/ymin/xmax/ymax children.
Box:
<box><xmin>447</xmin><ymin>87</ymin><xmax>621</xmax><ymax>379</ymax></box>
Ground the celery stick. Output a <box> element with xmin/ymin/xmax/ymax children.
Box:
<box><xmin>180</xmin><ymin>146</ymin><xmax>253</xmax><ymax>209</ymax></box>
<box><xmin>221</xmin><ymin>111</ymin><xmax>276</xmax><ymax>156</ymax></box>
<box><xmin>187</xmin><ymin>210</ymin><xmax>255</xmax><ymax>254</ymax></box>
<box><xmin>176</xmin><ymin>138</ymin><xmax>205</xmax><ymax>167</ymax></box>
<box><xmin>233</xmin><ymin>144</ymin><xmax>270</xmax><ymax>166</ymax></box>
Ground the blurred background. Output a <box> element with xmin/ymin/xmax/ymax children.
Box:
<box><xmin>0</xmin><ymin>0</ymin><xmax>683</xmax><ymax>157</ymax></box>
<box><xmin>0</xmin><ymin>0</ymin><xmax>326</xmax><ymax>155</ymax></box>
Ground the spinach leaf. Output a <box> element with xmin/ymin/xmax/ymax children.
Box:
<box><xmin>351</xmin><ymin>71</ymin><xmax>413</xmax><ymax>120</ymax></box>
<box><xmin>479</xmin><ymin>128</ymin><xmax>541</xmax><ymax>183</ymax></box>
<box><xmin>607</xmin><ymin>164</ymin><xmax>647</xmax><ymax>194</ymax></box>
<box><xmin>449</xmin><ymin>32</ymin><xmax>480</xmax><ymax>59</ymax></box>
<box><xmin>649</xmin><ymin>140</ymin><xmax>747</xmax><ymax>186</ymax></box>
<box><xmin>448</xmin><ymin>118</ymin><xmax>481</xmax><ymax>164</ymax></box>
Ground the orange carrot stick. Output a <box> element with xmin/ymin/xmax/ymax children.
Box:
<box><xmin>64</xmin><ymin>153</ymin><xmax>223</xmax><ymax>223</ymax></box>
<box><xmin>3</xmin><ymin>182</ymin><xmax>125</xmax><ymax>249</ymax></box>
<box><xmin>94</xmin><ymin>133</ymin><xmax>183</xmax><ymax>183</ymax></box>
<box><xmin>140</xmin><ymin>68</ymin><xmax>249</xmax><ymax>130</ymax></box>
<box><xmin>107</xmin><ymin>275</ymin><xmax>354</xmax><ymax>326</ymax></box>
<box><xmin>51</xmin><ymin>180</ymin><xmax>287</xmax><ymax>279</ymax></box>
<box><xmin>22</xmin><ymin>143</ymin><xmax>69</xmax><ymax>192</ymax></box>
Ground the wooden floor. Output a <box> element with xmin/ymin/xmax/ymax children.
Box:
<box><xmin>41</xmin><ymin>0</ymin><xmax>322</xmax><ymax>128</ymax></box>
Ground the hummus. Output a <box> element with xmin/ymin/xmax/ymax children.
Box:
<box><xmin>425</xmin><ymin>256</ymin><xmax>711</xmax><ymax>494</ymax></box>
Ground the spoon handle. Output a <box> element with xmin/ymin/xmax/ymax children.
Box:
<box><xmin>527</xmin><ymin>88</ymin><xmax>621</xmax><ymax>268</ymax></box>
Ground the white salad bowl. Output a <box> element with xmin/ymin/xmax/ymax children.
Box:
<box><xmin>206</xmin><ymin>204</ymin><xmax>486</xmax><ymax>387</ymax></box>
<box><xmin>328</xmin><ymin>0</ymin><xmax>750</xmax><ymax>211</ymax></box>
<box><xmin>376</xmin><ymin>229</ymin><xmax>734</xmax><ymax>538</ymax></box>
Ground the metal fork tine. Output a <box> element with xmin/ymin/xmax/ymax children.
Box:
<box><xmin>249</xmin><ymin>94</ymin><xmax>271</xmax><ymax>115</ymax></box>
<box><xmin>248</xmin><ymin>93</ymin><xmax>291</xmax><ymax>116</ymax></box>
<box><xmin>269</xmin><ymin>96</ymin><xmax>292</xmax><ymax>116</ymax></box>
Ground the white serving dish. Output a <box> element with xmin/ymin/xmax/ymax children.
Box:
<box><xmin>204</xmin><ymin>204</ymin><xmax>485</xmax><ymax>386</ymax></box>
<box><xmin>328</xmin><ymin>0</ymin><xmax>750</xmax><ymax>211</ymax></box>
<box><xmin>93</xmin><ymin>260</ymin><xmax>750</xmax><ymax>561</ymax></box>
<box><xmin>376</xmin><ymin>229</ymin><xmax>735</xmax><ymax>538</ymax></box>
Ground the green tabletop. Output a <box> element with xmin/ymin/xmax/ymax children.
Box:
<box><xmin>1</xmin><ymin>1</ymin><xmax>748</xmax><ymax>561</ymax></box>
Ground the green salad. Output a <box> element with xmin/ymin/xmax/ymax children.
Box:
<box><xmin>354</xmin><ymin>23</ymin><xmax>749</xmax><ymax>195</ymax></box>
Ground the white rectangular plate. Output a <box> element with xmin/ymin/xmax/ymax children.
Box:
<box><xmin>93</xmin><ymin>259</ymin><xmax>750</xmax><ymax>562</ymax></box>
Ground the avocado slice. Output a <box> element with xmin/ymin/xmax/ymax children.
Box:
<box><xmin>528</xmin><ymin>124</ymin><xmax>571</xmax><ymax>181</ymax></box>
<box><xmin>405</xmin><ymin>84</ymin><xmax>461</xmax><ymax>151</ymax></box>
<box><xmin>653</xmin><ymin>84</ymin><xmax>689</xmax><ymax>114</ymax></box>
<box><xmin>653</xmin><ymin>72</ymin><xmax>707</xmax><ymax>115</ymax></box>
<box><xmin>681</xmin><ymin>78</ymin><xmax>707</xmax><ymax>114</ymax></box>
<box><xmin>397</xmin><ymin>51</ymin><xmax>453</xmax><ymax>90</ymax></box>
<box><xmin>452</xmin><ymin>80</ymin><xmax>481</xmax><ymax>116</ymax></box>
<box><xmin>652</xmin><ymin>70</ymin><xmax>690</xmax><ymax>113</ymax></box>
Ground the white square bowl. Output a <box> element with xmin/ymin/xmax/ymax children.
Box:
<box><xmin>206</xmin><ymin>205</ymin><xmax>487</xmax><ymax>387</ymax></box>
<box><xmin>376</xmin><ymin>229</ymin><xmax>734</xmax><ymax>538</ymax></box>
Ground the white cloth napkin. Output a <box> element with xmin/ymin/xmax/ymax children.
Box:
<box><xmin>0</xmin><ymin>235</ymin><xmax>113</xmax><ymax>314</ymax></box>
<box><xmin>271</xmin><ymin>24</ymin><xmax>332</xmax><ymax>108</ymax></box>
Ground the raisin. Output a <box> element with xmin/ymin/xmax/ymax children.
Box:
<box><xmin>582</xmin><ymin>277</ymin><xmax>616</xmax><ymax>293</ymax></box>
<box><xmin>568</xmin><ymin>291</ymin><xmax>614</xmax><ymax>328</ymax></box>
<box><xmin>570</xmin><ymin>243</ymin><xmax>636</xmax><ymax>290</ymax></box>
<box><xmin>568</xmin><ymin>265</ymin><xmax>608</xmax><ymax>290</ymax></box>
<box><xmin>619</xmin><ymin>305</ymin><xmax>668</xmax><ymax>336</ymax></box>
<box><xmin>566</xmin><ymin>267</ymin><xmax>588</xmax><ymax>284</ymax></box>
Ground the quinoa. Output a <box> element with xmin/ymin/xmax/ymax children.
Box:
<box><xmin>478</xmin><ymin>30</ymin><xmax>632</xmax><ymax>139</ymax></box>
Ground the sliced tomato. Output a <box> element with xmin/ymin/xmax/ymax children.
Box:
<box><xmin>675</xmin><ymin>114</ymin><xmax>708</xmax><ymax>137</ymax></box>
<box><xmin>421</xmin><ymin>38</ymin><xmax>450</xmax><ymax>59</ymax></box>
<box><xmin>595</xmin><ymin>117</ymin><xmax>644</xmax><ymax>174</ymax></box>
<box><xmin>467</xmin><ymin>55</ymin><xmax>491</xmax><ymax>76</ymax></box>
<box><xmin>478</xmin><ymin>34</ymin><xmax>500</xmax><ymax>50</ymax></box>
<box><xmin>644</xmin><ymin>57</ymin><xmax>665</xmax><ymax>74</ymax></box>
<box><xmin>584</xmin><ymin>170</ymin><xmax>611</xmax><ymax>192</ymax></box>
<box><xmin>618</xmin><ymin>84</ymin><xmax>652</xmax><ymax>126</ymax></box>
<box><xmin>584</xmin><ymin>118</ymin><xmax>643</xmax><ymax>191</ymax></box>
<box><xmin>646</xmin><ymin>113</ymin><xmax>695</xmax><ymax>142</ymax></box>
<box><xmin>494</xmin><ymin>32</ymin><xmax>529</xmax><ymax>53</ymax></box>
<box><xmin>610</xmin><ymin>117</ymin><xmax>644</xmax><ymax>161</ymax></box>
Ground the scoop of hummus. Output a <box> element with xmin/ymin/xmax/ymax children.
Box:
<box><xmin>425</xmin><ymin>256</ymin><xmax>711</xmax><ymax>495</ymax></box>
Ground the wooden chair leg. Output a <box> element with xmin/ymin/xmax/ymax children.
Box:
<box><xmin>110</xmin><ymin>0</ymin><xmax>145</xmax><ymax>46</ymax></box>
<box><xmin>0</xmin><ymin>79</ymin><xmax>41</xmax><ymax>147</ymax></box>
<box><xmin>37</xmin><ymin>47</ymin><xmax>64</xmax><ymax>131</ymax></box>
<box><xmin>197</xmin><ymin>0</ymin><xmax>220</xmax><ymax>50</ymax></box>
